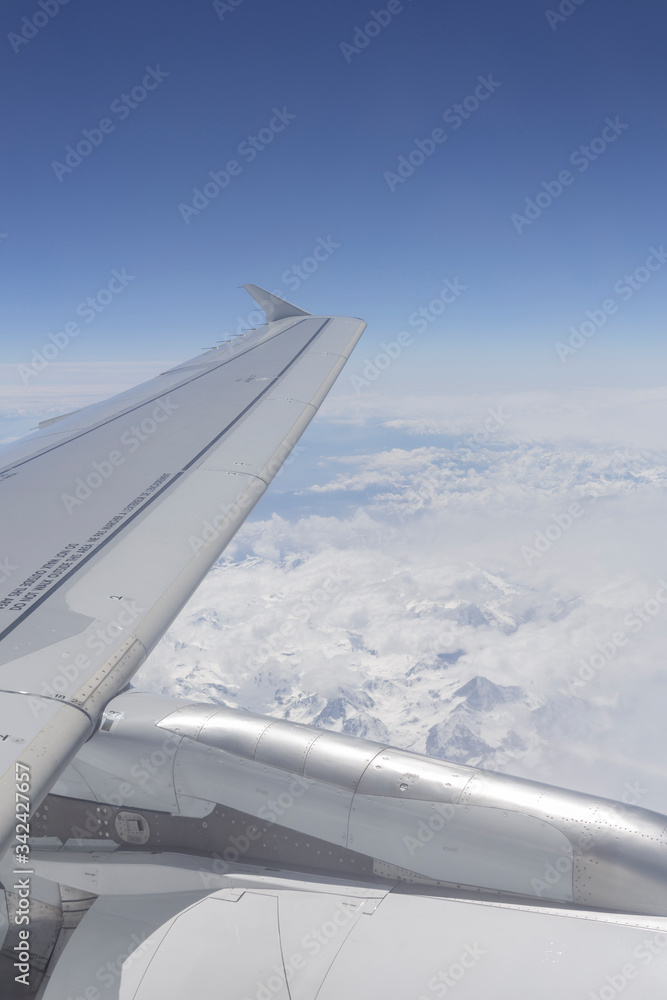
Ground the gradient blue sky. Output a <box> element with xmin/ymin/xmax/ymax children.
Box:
<box><xmin>2</xmin><ymin>0</ymin><xmax>666</xmax><ymax>390</ymax></box>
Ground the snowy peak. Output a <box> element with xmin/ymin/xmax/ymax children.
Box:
<box><xmin>453</xmin><ymin>675</ymin><xmax>523</xmax><ymax>712</ymax></box>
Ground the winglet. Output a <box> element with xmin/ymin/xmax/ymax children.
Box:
<box><xmin>244</xmin><ymin>283</ymin><xmax>312</xmax><ymax>323</ymax></box>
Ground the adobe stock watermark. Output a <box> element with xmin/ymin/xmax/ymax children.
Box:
<box><xmin>403</xmin><ymin>802</ymin><xmax>456</xmax><ymax>858</ymax></box>
<box><xmin>196</xmin><ymin>776</ymin><xmax>312</xmax><ymax>887</ymax></box>
<box><xmin>531</xmin><ymin>782</ymin><xmax>649</xmax><ymax>899</ymax></box>
<box><xmin>17</xmin><ymin>268</ymin><xmax>135</xmax><ymax>384</ymax></box>
<box><xmin>60</xmin><ymin>396</ymin><xmax>178</xmax><ymax>513</ymax></box>
<box><xmin>566</xmin><ymin>581</ymin><xmax>667</xmax><ymax>693</ymax></box>
<box><xmin>189</xmin><ymin>490</ymin><xmax>259</xmax><ymax>554</ymax></box>
<box><xmin>555</xmin><ymin>246</ymin><xmax>667</xmax><ymax>361</ymax></box>
<box><xmin>521</xmin><ymin>501</ymin><xmax>585</xmax><ymax>565</ymax></box>
<box><xmin>545</xmin><ymin>0</ymin><xmax>589</xmax><ymax>32</ymax></box>
<box><xmin>384</xmin><ymin>75</ymin><xmax>501</xmax><ymax>192</ymax></box>
<box><xmin>457</xmin><ymin>407</ymin><xmax>509</xmax><ymax>451</ymax></box>
<box><xmin>240</xmin><ymin>899</ymin><xmax>363</xmax><ymax>1000</ymax></box>
<box><xmin>67</xmin><ymin>738</ymin><xmax>179</xmax><ymax>844</ymax></box>
<box><xmin>340</xmin><ymin>1</ymin><xmax>414</xmax><ymax>62</ymax></box>
<box><xmin>8</xmin><ymin>0</ymin><xmax>72</xmax><ymax>54</ymax></box>
<box><xmin>588</xmin><ymin>933</ymin><xmax>667</xmax><ymax>1000</ymax></box>
<box><xmin>28</xmin><ymin>599</ymin><xmax>145</xmax><ymax>712</ymax></box>
<box><xmin>350</xmin><ymin>276</ymin><xmax>467</xmax><ymax>392</ymax></box>
<box><xmin>188</xmin><ymin>434</ymin><xmax>305</xmax><ymax>552</ymax></box>
<box><xmin>388</xmin><ymin>407</ymin><xmax>510</xmax><ymax>524</ymax></box>
<box><xmin>511</xmin><ymin>117</ymin><xmax>629</xmax><ymax>233</ymax></box>
<box><xmin>178</xmin><ymin>107</ymin><xmax>296</xmax><ymax>224</ymax></box>
<box><xmin>245</xmin><ymin>568</ymin><xmax>347</xmax><ymax>669</ymax></box>
<box><xmin>223</xmin><ymin>236</ymin><xmax>340</xmax><ymax>337</ymax></box>
<box><xmin>51</xmin><ymin>67</ymin><xmax>169</xmax><ymax>182</ymax></box>
<box><xmin>213</xmin><ymin>0</ymin><xmax>246</xmax><ymax>21</ymax></box>
<box><xmin>522</xmin><ymin>452</ymin><xmax>637</xmax><ymax>565</ymax></box>
<box><xmin>417</xmin><ymin>943</ymin><xmax>486</xmax><ymax>999</ymax></box>
<box><xmin>0</xmin><ymin>558</ymin><xmax>17</xmax><ymax>586</ymax></box>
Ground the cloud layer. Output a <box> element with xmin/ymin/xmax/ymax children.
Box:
<box><xmin>133</xmin><ymin>387</ymin><xmax>667</xmax><ymax>813</ymax></box>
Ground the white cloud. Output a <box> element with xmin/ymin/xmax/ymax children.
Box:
<box><xmin>323</xmin><ymin>385</ymin><xmax>667</xmax><ymax>448</ymax></box>
<box><xmin>0</xmin><ymin>361</ymin><xmax>175</xmax><ymax>418</ymax></box>
<box><xmin>135</xmin><ymin>385</ymin><xmax>667</xmax><ymax>813</ymax></box>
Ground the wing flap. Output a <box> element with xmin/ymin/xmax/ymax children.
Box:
<box><xmin>21</xmin><ymin>855</ymin><xmax>667</xmax><ymax>1000</ymax></box>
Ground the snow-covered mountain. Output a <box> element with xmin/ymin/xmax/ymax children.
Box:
<box><xmin>125</xmin><ymin>388</ymin><xmax>667</xmax><ymax>812</ymax></box>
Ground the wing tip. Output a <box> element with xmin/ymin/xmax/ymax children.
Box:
<box><xmin>243</xmin><ymin>283</ymin><xmax>312</xmax><ymax>323</ymax></box>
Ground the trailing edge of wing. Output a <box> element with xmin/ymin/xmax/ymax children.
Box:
<box><xmin>243</xmin><ymin>283</ymin><xmax>312</xmax><ymax>322</ymax></box>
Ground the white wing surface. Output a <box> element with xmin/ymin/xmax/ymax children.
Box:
<box><xmin>0</xmin><ymin>287</ymin><xmax>365</xmax><ymax>856</ymax></box>
<box><xmin>16</xmin><ymin>856</ymin><xmax>667</xmax><ymax>1000</ymax></box>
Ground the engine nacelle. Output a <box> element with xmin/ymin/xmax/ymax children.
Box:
<box><xmin>51</xmin><ymin>691</ymin><xmax>667</xmax><ymax>915</ymax></box>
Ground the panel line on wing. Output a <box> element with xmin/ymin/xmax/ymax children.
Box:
<box><xmin>180</xmin><ymin>322</ymin><xmax>328</xmax><ymax>474</ymax></box>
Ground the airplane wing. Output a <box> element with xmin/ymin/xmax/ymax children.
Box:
<box><xmin>0</xmin><ymin>286</ymin><xmax>365</xmax><ymax>857</ymax></box>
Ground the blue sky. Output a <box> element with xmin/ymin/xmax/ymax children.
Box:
<box><xmin>2</xmin><ymin>0</ymin><xmax>666</xmax><ymax>391</ymax></box>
